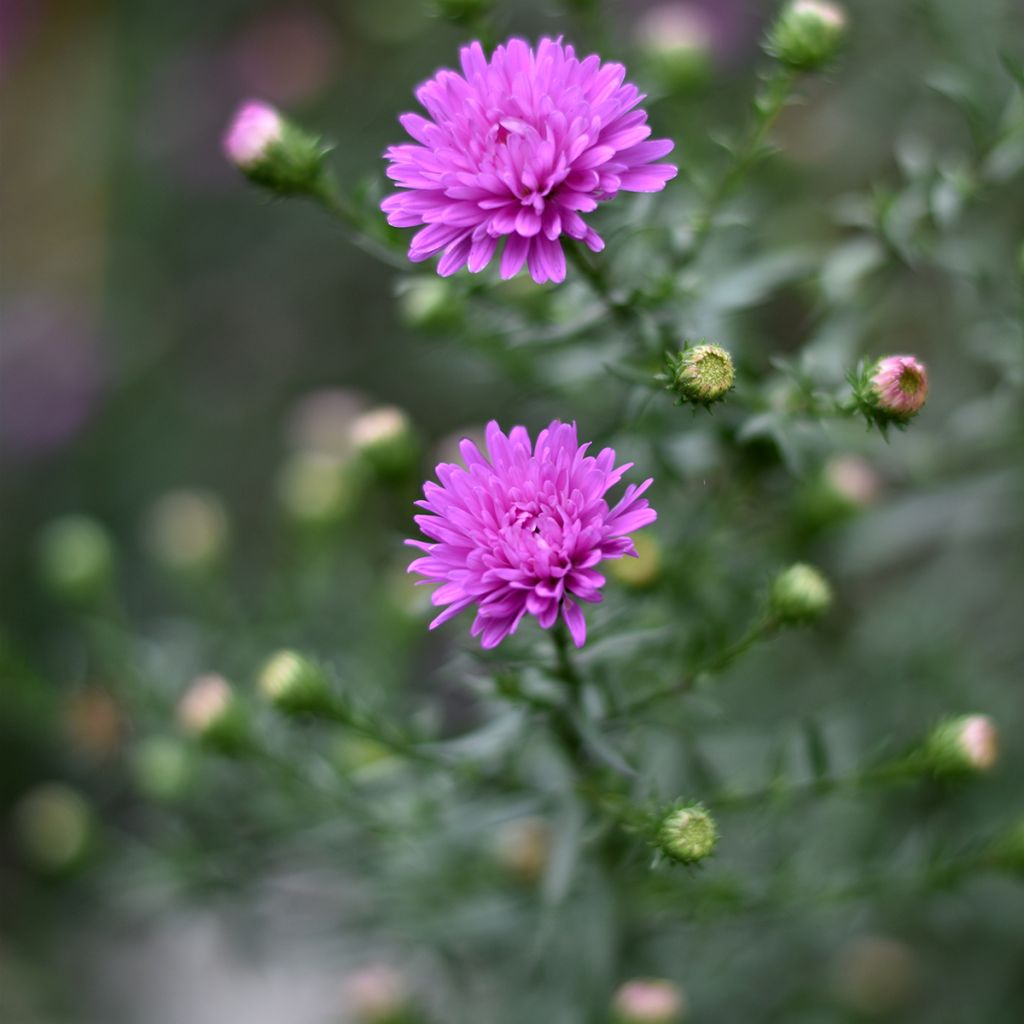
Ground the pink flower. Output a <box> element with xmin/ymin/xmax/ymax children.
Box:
<box><xmin>612</xmin><ymin>978</ymin><xmax>686</xmax><ymax>1023</ymax></box>
<box><xmin>222</xmin><ymin>100</ymin><xmax>282</xmax><ymax>168</ymax></box>
<box><xmin>381</xmin><ymin>38</ymin><xmax>677</xmax><ymax>283</ymax></box>
<box><xmin>870</xmin><ymin>355</ymin><xmax>928</xmax><ymax>420</ymax></box>
<box><xmin>408</xmin><ymin>421</ymin><xmax>657</xmax><ymax>649</ymax></box>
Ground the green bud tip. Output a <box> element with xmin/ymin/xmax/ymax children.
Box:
<box><xmin>765</xmin><ymin>0</ymin><xmax>847</xmax><ymax>73</ymax></box>
<box><xmin>770</xmin><ymin>563</ymin><xmax>832</xmax><ymax>624</ymax></box>
<box><xmin>143</xmin><ymin>489</ymin><xmax>229</xmax><ymax>575</ymax></box>
<box><xmin>14</xmin><ymin>783</ymin><xmax>93</xmax><ymax>874</ymax></box>
<box><xmin>351</xmin><ymin>405</ymin><xmax>416</xmax><ymax>475</ymax></box>
<box><xmin>922</xmin><ymin>714</ymin><xmax>999</xmax><ymax>778</ymax></box>
<box><xmin>258</xmin><ymin>649</ymin><xmax>330</xmax><ymax>714</ymax></box>
<box><xmin>667</xmin><ymin>343</ymin><xmax>735</xmax><ymax>407</ymax></box>
<box><xmin>612</xmin><ymin>978</ymin><xmax>687</xmax><ymax>1024</ymax></box>
<box><xmin>37</xmin><ymin>515</ymin><xmax>114</xmax><ymax>604</ymax></box>
<box><xmin>657</xmin><ymin>804</ymin><xmax>719</xmax><ymax>865</ymax></box>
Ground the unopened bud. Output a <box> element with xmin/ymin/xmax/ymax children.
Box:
<box><xmin>258</xmin><ymin>649</ymin><xmax>331</xmax><ymax>715</ymax></box>
<box><xmin>921</xmin><ymin>714</ymin><xmax>999</xmax><ymax>778</ymax></box>
<box><xmin>143</xmin><ymin>489</ymin><xmax>229</xmax><ymax>576</ymax></box>
<box><xmin>37</xmin><ymin>515</ymin><xmax>114</xmax><ymax>605</ymax></box>
<box><xmin>656</xmin><ymin>804</ymin><xmax>718</xmax><ymax>865</ymax></box>
<box><xmin>398</xmin><ymin>277</ymin><xmax>462</xmax><ymax>331</ymax></box>
<box><xmin>666</xmin><ymin>344</ymin><xmax>734</xmax><ymax>408</ymax></box>
<box><xmin>494</xmin><ymin>816</ymin><xmax>552</xmax><ymax>883</ymax></box>
<box><xmin>831</xmin><ymin>936</ymin><xmax>918</xmax><ymax>1017</ymax></box>
<box><xmin>765</xmin><ymin>0</ymin><xmax>847</xmax><ymax>72</ymax></box>
<box><xmin>770</xmin><ymin>563</ymin><xmax>832</xmax><ymax>624</ymax></box>
<box><xmin>344</xmin><ymin>964</ymin><xmax>409</xmax><ymax>1023</ymax></box>
<box><xmin>277</xmin><ymin>451</ymin><xmax>357</xmax><ymax>527</ymax></box>
<box><xmin>850</xmin><ymin>354</ymin><xmax>928</xmax><ymax>432</ymax></box>
<box><xmin>824</xmin><ymin>454</ymin><xmax>881</xmax><ymax>509</ymax></box>
<box><xmin>178</xmin><ymin>673</ymin><xmax>246</xmax><ymax>749</ymax></box>
<box><xmin>351</xmin><ymin>406</ymin><xmax>416</xmax><ymax>477</ymax></box>
<box><xmin>609</xmin><ymin>531</ymin><xmax>663</xmax><ymax>589</ymax></box>
<box><xmin>637</xmin><ymin>5</ymin><xmax>714</xmax><ymax>93</ymax></box>
<box><xmin>14</xmin><ymin>783</ymin><xmax>93</xmax><ymax>874</ymax></box>
<box><xmin>131</xmin><ymin>736</ymin><xmax>196</xmax><ymax>802</ymax></box>
<box><xmin>223</xmin><ymin>99</ymin><xmax>328</xmax><ymax>195</ymax></box>
<box><xmin>612</xmin><ymin>978</ymin><xmax>687</xmax><ymax>1023</ymax></box>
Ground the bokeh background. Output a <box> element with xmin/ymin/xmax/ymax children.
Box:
<box><xmin>2</xmin><ymin>0</ymin><xmax>1024</xmax><ymax>1021</ymax></box>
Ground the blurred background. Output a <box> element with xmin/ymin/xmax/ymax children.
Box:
<box><xmin>2</xmin><ymin>0</ymin><xmax>1023</xmax><ymax>1021</ymax></box>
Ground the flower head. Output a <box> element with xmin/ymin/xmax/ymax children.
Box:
<box><xmin>382</xmin><ymin>38</ymin><xmax>677</xmax><ymax>283</ymax></box>
<box><xmin>667</xmin><ymin>343</ymin><xmax>734</xmax><ymax>407</ymax></box>
<box><xmin>870</xmin><ymin>355</ymin><xmax>928</xmax><ymax>420</ymax></box>
<box><xmin>408</xmin><ymin>420</ymin><xmax>657</xmax><ymax>648</ymax></box>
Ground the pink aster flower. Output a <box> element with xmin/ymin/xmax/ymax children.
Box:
<box><xmin>407</xmin><ymin>420</ymin><xmax>657</xmax><ymax>649</ymax></box>
<box><xmin>381</xmin><ymin>38</ymin><xmax>677</xmax><ymax>283</ymax></box>
<box><xmin>870</xmin><ymin>354</ymin><xmax>928</xmax><ymax>420</ymax></box>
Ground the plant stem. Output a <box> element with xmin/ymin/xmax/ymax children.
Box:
<box><xmin>682</xmin><ymin>66</ymin><xmax>797</xmax><ymax>268</ymax></box>
<box><xmin>617</xmin><ymin>616</ymin><xmax>778</xmax><ymax>718</ymax></box>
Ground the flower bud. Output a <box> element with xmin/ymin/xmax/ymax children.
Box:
<box><xmin>656</xmin><ymin>804</ymin><xmax>718</xmax><ymax>865</ymax></box>
<box><xmin>637</xmin><ymin>5</ymin><xmax>714</xmax><ymax>93</ymax></box>
<box><xmin>765</xmin><ymin>0</ymin><xmax>847</xmax><ymax>72</ymax></box>
<box><xmin>831</xmin><ymin>936</ymin><xmax>918</xmax><ymax>1017</ymax></box>
<box><xmin>344</xmin><ymin>964</ymin><xmax>409</xmax><ymax>1023</ymax></box>
<box><xmin>131</xmin><ymin>736</ymin><xmax>196</xmax><ymax>802</ymax></box>
<box><xmin>277</xmin><ymin>451</ymin><xmax>357</xmax><ymax>528</ymax></box>
<box><xmin>494</xmin><ymin>816</ymin><xmax>552</xmax><ymax>883</ymax></box>
<box><xmin>430</xmin><ymin>0</ymin><xmax>490</xmax><ymax>23</ymax></box>
<box><xmin>609</xmin><ymin>532</ymin><xmax>663</xmax><ymax>590</ymax></box>
<box><xmin>770</xmin><ymin>563</ymin><xmax>832</xmax><ymax>624</ymax></box>
<box><xmin>223</xmin><ymin>99</ymin><xmax>328</xmax><ymax>195</ymax></box>
<box><xmin>14</xmin><ymin>783</ymin><xmax>93</xmax><ymax>874</ymax></box>
<box><xmin>921</xmin><ymin>714</ymin><xmax>999</xmax><ymax>778</ymax></box>
<box><xmin>612</xmin><ymin>978</ymin><xmax>687</xmax><ymax>1023</ymax></box>
<box><xmin>398</xmin><ymin>277</ymin><xmax>463</xmax><ymax>331</ymax></box>
<box><xmin>143</xmin><ymin>489</ymin><xmax>229</xmax><ymax>577</ymax></box>
<box><xmin>258</xmin><ymin>649</ymin><xmax>331</xmax><ymax>715</ymax></box>
<box><xmin>666</xmin><ymin>344</ymin><xmax>734</xmax><ymax>408</ymax></box>
<box><xmin>850</xmin><ymin>354</ymin><xmax>928</xmax><ymax>432</ymax></box>
<box><xmin>177</xmin><ymin>673</ymin><xmax>246</xmax><ymax>750</ymax></box>
<box><xmin>351</xmin><ymin>406</ymin><xmax>417</xmax><ymax>477</ymax></box>
<box><xmin>37</xmin><ymin>515</ymin><xmax>114</xmax><ymax>605</ymax></box>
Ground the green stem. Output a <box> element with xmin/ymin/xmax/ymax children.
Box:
<box><xmin>617</xmin><ymin>615</ymin><xmax>778</xmax><ymax>718</ymax></box>
<box><xmin>682</xmin><ymin>66</ymin><xmax>797</xmax><ymax>267</ymax></box>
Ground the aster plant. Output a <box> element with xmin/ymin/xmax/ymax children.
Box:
<box><xmin>12</xmin><ymin>2</ymin><xmax>1024</xmax><ymax>1023</ymax></box>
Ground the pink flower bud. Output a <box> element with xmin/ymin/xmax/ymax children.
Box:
<box><xmin>612</xmin><ymin>978</ymin><xmax>686</xmax><ymax>1023</ymax></box>
<box><xmin>344</xmin><ymin>964</ymin><xmax>408</xmax><ymax>1023</ymax></box>
<box><xmin>223</xmin><ymin>100</ymin><xmax>283</xmax><ymax>168</ymax></box>
<box><xmin>870</xmin><ymin>355</ymin><xmax>928</xmax><ymax>420</ymax></box>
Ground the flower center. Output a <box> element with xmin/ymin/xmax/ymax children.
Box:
<box><xmin>898</xmin><ymin>367</ymin><xmax>923</xmax><ymax>395</ymax></box>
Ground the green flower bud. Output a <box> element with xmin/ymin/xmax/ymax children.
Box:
<box><xmin>258</xmin><ymin>649</ymin><xmax>331</xmax><ymax>715</ymax></box>
<box><xmin>770</xmin><ymin>563</ymin><xmax>832</xmax><ymax>624</ymax></box>
<box><xmin>277</xmin><ymin>451</ymin><xmax>357</xmax><ymax>528</ymax></box>
<box><xmin>131</xmin><ymin>736</ymin><xmax>196</xmax><ymax>802</ymax></box>
<box><xmin>494</xmin><ymin>817</ymin><xmax>552</xmax><ymax>883</ymax></box>
<box><xmin>608</xmin><ymin>531</ymin><xmax>663</xmax><ymax>590</ymax></box>
<box><xmin>223</xmin><ymin>101</ymin><xmax>329</xmax><ymax>196</ymax></box>
<box><xmin>765</xmin><ymin>0</ymin><xmax>847</xmax><ymax>72</ymax></box>
<box><xmin>612</xmin><ymin>978</ymin><xmax>687</xmax><ymax>1023</ymax></box>
<box><xmin>14</xmin><ymin>783</ymin><xmax>93</xmax><ymax>874</ymax></box>
<box><xmin>143</xmin><ymin>489</ymin><xmax>229</xmax><ymax>576</ymax></box>
<box><xmin>351</xmin><ymin>406</ymin><xmax>417</xmax><ymax>477</ymax></box>
<box><xmin>921</xmin><ymin>714</ymin><xmax>999</xmax><ymax>778</ymax></box>
<box><xmin>177</xmin><ymin>673</ymin><xmax>247</xmax><ymax>751</ymax></box>
<box><xmin>637</xmin><ymin>5</ymin><xmax>714</xmax><ymax>93</ymax></box>
<box><xmin>398</xmin><ymin>277</ymin><xmax>463</xmax><ymax>331</ymax></box>
<box><xmin>656</xmin><ymin>804</ymin><xmax>718</xmax><ymax>865</ymax></box>
<box><xmin>37</xmin><ymin>515</ymin><xmax>114</xmax><ymax>605</ymax></box>
<box><xmin>666</xmin><ymin>344</ymin><xmax>734</xmax><ymax>408</ymax></box>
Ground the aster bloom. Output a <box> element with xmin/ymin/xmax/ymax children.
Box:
<box><xmin>870</xmin><ymin>355</ymin><xmax>928</xmax><ymax>420</ymax></box>
<box><xmin>407</xmin><ymin>420</ymin><xmax>657</xmax><ymax>649</ymax></box>
<box><xmin>381</xmin><ymin>38</ymin><xmax>677</xmax><ymax>283</ymax></box>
